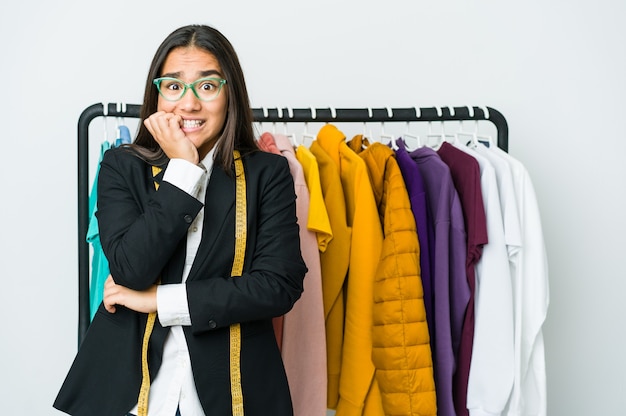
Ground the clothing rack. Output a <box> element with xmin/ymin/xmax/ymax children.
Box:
<box><xmin>77</xmin><ymin>103</ymin><xmax>509</xmax><ymax>345</ymax></box>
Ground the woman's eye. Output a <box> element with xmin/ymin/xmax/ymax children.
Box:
<box><xmin>199</xmin><ymin>82</ymin><xmax>216</xmax><ymax>91</ymax></box>
<box><xmin>161</xmin><ymin>80</ymin><xmax>183</xmax><ymax>91</ymax></box>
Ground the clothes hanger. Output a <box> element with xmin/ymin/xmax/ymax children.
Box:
<box><xmin>328</xmin><ymin>107</ymin><xmax>336</xmax><ymax>125</ymax></box>
<box><xmin>455</xmin><ymin>106</ymin><xmax>493</xmax><ymax>148</ymax></box>
<box><xmin>361</xmin><ymin>120</ymin><xmax>368</xmax><ymax>141</ymax></box>
<box><xmin>401</xmin><ymin>107</ymin><xmax>421</xmax><ymax>151</ymax></box>
<box><xmin>102</xmin><ymin>103</ymin><xmax>110</xmax><ymax>145</ymax></box>
<box><xmin>425</xmin><ymin>106</ymin><xmax>456</xmax><ymax>149</ymax></box>
<box><xmin>455</xmin><ymin>106</ymin><xmax>479</xmax><ymax>148</ymax></box>
<box><xmin>284</xmin><ymin>107</ymin><xmax>299</xmax><ymax>147</ymax></box>
<box><xmin>363</xmin><ymin>108</ymin><xmax>374</xmax><ymax>142</ymax></box>
<box><xmin>102</xmin><ymin>113</ymin><xmax>109</xmax><ymax>142</ymax></box>
<box><xmin>271</xmin><ymin>106</ymin><xmax>282</xmax><ymax>135</ymax></box>
<box><xmin>402</xmin><ymin>124</ymin><xmax>421</xmax><ymax>151</ymax></box>
<box><xmin>379</xmin><ymin>106</ymin><xmax>396</xmax><ymax>149</ymax></box>
<box><xmin>114</xmin><ymin>102</ymin><xmax>132</xmax><ymax>146</ymax></box>
<box><xmin>443</xmin><ymin>106</ymin><xmax>460</xmax><ymax>144</ymax></box>
<box><xmin>301</xmin><ymin>107</ymin><xmax>317</xmax><ymax>146</ymax></box>
<box><xmin>476</xmin><ymin>106</ymin><xmax>494</xmax><ymax>147</ymax></box>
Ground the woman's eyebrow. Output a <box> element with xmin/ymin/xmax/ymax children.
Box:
<box><xmin>198</xmin><ymin>69</ymin><xmax>223</xmax><ymax>77</ymax></box>
<box><xmin>160</xmin><ymin>69</ymin><xmax>223</xmax><ymax>79</ymax></box>
<box><xmin>160</xmin><ymin>71</ymin><xmax>182</xmax><ymax>78</ymax></box>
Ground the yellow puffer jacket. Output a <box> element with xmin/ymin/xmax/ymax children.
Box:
<box><xmin>348</xmin><ymin>136</ymin><xmax>437</xmax><ymax>416</ymax></box>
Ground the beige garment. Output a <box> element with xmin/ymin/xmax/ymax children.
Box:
<box><xmin>260</xmin><ymin>132</ymin><xmax>328</xmax><ymax>416</ymax></box>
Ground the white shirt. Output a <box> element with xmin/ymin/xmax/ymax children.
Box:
<box><xmin>128</xmin><ymin>149</ymin><xmax>215</xmax><ymax>416</ymax></box>
<box><xmin>490</xmin><ymin>146</ymin><xmax>549</xmax><ymax>416</ymax></box>
<box><xmin>475</xmin><ymin>144</ymin><xmax>522</xmax><ymax>262</ymax></box>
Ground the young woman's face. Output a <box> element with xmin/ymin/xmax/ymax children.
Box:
<box><xmin>157</xmin><ymin>46</ymin><xmax>228</xmax><ymax>159</ymax></box>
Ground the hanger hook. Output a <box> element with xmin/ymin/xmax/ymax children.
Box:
<box><xmin>102</xmin><ymin>110</ymin><xmax>108</xmax><ymax>142</ymax></box>
<box><xmin>286</xmin><ymin>107</ymin><xmax>294</xmax><ymax>135</ymax></box>
<box><xmin>403</xmin><ymin>119</ymin><xmax>421</xmax><ymax>150</ymax></box>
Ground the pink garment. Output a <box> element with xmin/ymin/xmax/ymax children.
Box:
<box><xmin>259</xmin><ymin>132</ymin><xmax>328</xmax><ymax>416</ymax></box>
<box><xmin>258</xmin><ymin>131</ymin><xmax>280</xmax><ymax>154</ymax></box>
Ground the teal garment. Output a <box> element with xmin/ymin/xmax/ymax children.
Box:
<box><xmin>115</xmin><ymin>125</ymin><xmax>132</xmax><ymax>147</ymax></box>
<box><xmin>87</xmin><ymin>140</ymin><xmax>112</xmax><ymax>321</ymax></box>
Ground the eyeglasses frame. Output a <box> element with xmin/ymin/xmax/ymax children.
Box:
<box><xmin>153</xmin><ymin>76</ymin><xmax>227</xmax><ymax>102</ymax></box>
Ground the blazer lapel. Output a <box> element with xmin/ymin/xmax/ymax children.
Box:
<box><xmin>186</xmin><ymin>165</ymin><xmax>235</xmax><ymax>281</ymax></box>
<box><xmin>149</xmin><ymin>161</ymin><xmax>168</xmax><ymax>191</ymax></box>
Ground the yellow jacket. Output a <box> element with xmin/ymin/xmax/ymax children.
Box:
<box><xmin>310</xmin><ymin>135</ymin><xmax>351</xmax><ymax>409</ymax></box>
<box><xmin>296</xmin><ymin>145</ymin><xmax>333</xmax><ymax>252</ymax></box>
<box><xmin>348</xmin><ymin>136</ymin><xmax>437</xmax><ymax>416</ymax></box>
<box><xmin>314</xmin><ymin>125</ymin><xmax>384</xmax><ymax>415</ymax></box>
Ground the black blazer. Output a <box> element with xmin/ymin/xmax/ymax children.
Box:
<box><xmin>54</xmin><ymin>147</ymin><xmax>307</xmax><ymax>416</ymax></box>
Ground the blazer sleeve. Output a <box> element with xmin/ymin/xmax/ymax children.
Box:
<box><xmin>96</xmin><ymin>148</ymin><xmax>204</xmax><ymax>290</ymax></box>
<box><xmin>186</xmin><ymin>154</ymin><xmax>307</xmax><ymax>334</ymax></box>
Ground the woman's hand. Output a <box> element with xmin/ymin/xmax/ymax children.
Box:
<box><xmin>103</xmin><ymin>275</ymin><xmax>158</xmax><ymax>314</ymax></box>
<box><xmin>144</xmin><ymin>111</ymin><xmax>199</xmax><ymax>164</ymax></box>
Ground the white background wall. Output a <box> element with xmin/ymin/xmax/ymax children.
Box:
<box><xmin>1</xmin><ymin>0</ymin><xmax>624</xmax><ymax>414</ymax></box>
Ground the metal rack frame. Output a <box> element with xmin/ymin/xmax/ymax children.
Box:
<box><xmin>77</xmin><ymin>103</ymin><xmax>509</xmax><ymax>345</ymax></box>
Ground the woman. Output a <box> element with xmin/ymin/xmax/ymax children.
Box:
<box><xmin>54</xmin><ymin>24</ymin><xmax>307</xmax><ymax>416</ymax></box>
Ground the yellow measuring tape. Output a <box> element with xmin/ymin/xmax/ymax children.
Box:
<box><xmin>137</xmin><ymin>155</ymin><xmax>247</xmax><ymax>416</ymax></box>
<box><xmin>230</xmin><ymin>150</ymin><xmax>246</xmax><ymax>416</ymax></box>
<box><xmin>137</xmin><ymin>166</ymin><xmax>162</xmax><ymax>416</ymax></box>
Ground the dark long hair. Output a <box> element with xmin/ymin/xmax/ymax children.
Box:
<box><xmin>132</xmin><ymin>24</ymin><xmax>257</xmax><ymax>171</ymax></box>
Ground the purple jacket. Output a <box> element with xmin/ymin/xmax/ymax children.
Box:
<box><xmin>409</xmin><ymin>146</ymin><xmax>469</xmax><ymax>416</ymax></box>
<box><xmin>395</xmin><ymin>140</ymin><xmax>435</xmax><ymax>339</ymax></box>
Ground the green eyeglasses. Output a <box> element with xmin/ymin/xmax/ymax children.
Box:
<box><xmin>153</xmin><ymin>77</ymin><xmax>227</xmax><ymax>102</ymax></box>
